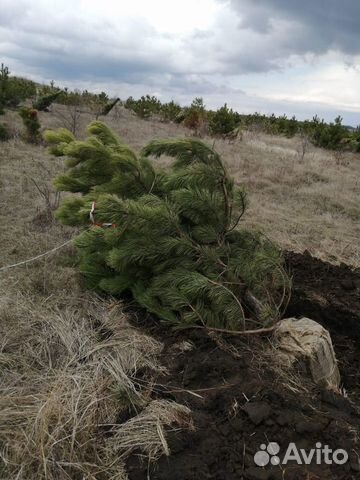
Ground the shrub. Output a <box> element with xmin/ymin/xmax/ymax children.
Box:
<box><xmin>19</xmin><ymin>107</ymin><xmax>41</xmax><ymax>143</ymax></box>
<box><xmin>182</xmin><ymin>98</ymin><xmax>208</xmax><ymax>136</ymax></box>
<box><xmin>0</xmin><ymin>64</ymin><xmax>11</xmax><ymax>113</ymax></box>
<box><xmin>174</xmin><ymin>109</ymin><xmax>187</xmax><ymax>124</ymax></box>
<box><xmin>85</xmin><ymin>91</ymin><xmax>109</xmax><ymax>119</ymax></box>
<box><xmin>45</xmin><ymin>121</ymin><xmax>289</xmax><ymax>332</ymax></box>
<box><xmin>311</xmin><ymin>116</ymin><xmax>349</xmax><ymax>150</ymax></box>
<box><xmin>348</xmin><ymin>128</ymin><xmax>360</xmax><ymax>152</ymax></box>
<box><xmin>125</xmin><ymin>95</ymin><xmax>162</xmax><ymax>119</ymax></box>
<box><xmin>33</xmin><ymin>90</ymin><xmax>64</xmax><ymax>111</ymax></box>
<box><xmin>209</xmin><ymin>103</ymin><xmax>238</xmax><ymax>136</ymax></box>
<box><xmin>57</xmin><ymin>89</ymin><xmax>83</xmax><ymax>106</ymax></box>
<box><xmin>160</xmin><ymin>101</ymin><xmax>182</xmax><ymax>122</ymax></box>
<box><xmin>52</xmin><ymin>91</ymin><xmax>83</xmax><ymax>135</ymax></box>
<box><xmin>0</xmin><ymin>64</ymin><xmax>36</xmax><ymax>110</ymax></box>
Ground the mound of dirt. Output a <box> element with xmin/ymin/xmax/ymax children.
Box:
<box><xmin>127</xmin><ymin>252</ymin><xmax>360</xmax><ymax>480</ymax></box>
<box><xmin>286</xmin><ymin>250</ymin><xmax>360</xmax><ymax>400</ymax></box>
<box><xmin>285</xmin><ymin>250</ymin><xmax>360</xmax><ymax>338</ymax></box>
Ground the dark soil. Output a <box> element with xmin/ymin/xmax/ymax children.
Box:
<box><xmin>127</xmin><ymin>251</ymin><xmax>360</xmax><ymax>480</ymax></box>
<box><xmin>285</xmin><ymin>250</ymin><xmax>360</xmax><ymax>338</ymax></box>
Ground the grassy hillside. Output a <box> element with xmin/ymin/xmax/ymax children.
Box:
<box><xmin>0</xmin><ymin>105</ymin><xmax>359</xmax><ymax>479</ymax></box>
<box><xmin>3</xmin><ymin>104</ymin><xmax>359</xmax><ymax>267</ymax></box>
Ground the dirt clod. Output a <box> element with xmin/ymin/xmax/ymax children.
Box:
<box><xmin>242</xmin><ymin>402</ymin><xmax>272</xmax><ymax>425</ymax></box>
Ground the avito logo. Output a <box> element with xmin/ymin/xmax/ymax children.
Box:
<box><xmin>254</xmin><ymin>442</ymin><xmax>348</xmax><ymax>466</ymax></box>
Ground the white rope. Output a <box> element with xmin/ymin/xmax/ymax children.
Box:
<box><xmin>0</xmin><ymin>239</ymin><xmax>73</xmax><ymax>272</ymax></box>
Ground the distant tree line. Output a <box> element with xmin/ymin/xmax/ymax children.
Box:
<box><xmin>0</xmin><ymin>65</ymin><xmax>119</xmax><ymax>142</ymax></box>
<box><xmin>1</xmin><ymin>63</ymin><xmax>359</xmax><ymax>152</ymax></box>
<box><xmin>124</xmin><ymin>96</ymin><xmax>360</xmax><ymax>152</ymax></box>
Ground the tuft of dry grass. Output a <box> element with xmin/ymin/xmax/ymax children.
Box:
<box><xmin>0</xmin><ymin>292</ymin><xmax>170</xmax><ymax>479</ymax></box>
<box><xmin>0</xmin><ymin>289</ymin><xmax>194</xmax><ymax>479</ymax></box>
<box><xmin>108</xmin><ymin>400</ymin><xmax>193</xmax><ymax>461</ymax></box>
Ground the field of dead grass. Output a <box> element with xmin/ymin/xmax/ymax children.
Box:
<box><xmin>0</xmin><ymin>109</ymin><xmax>193</xmax><ymax>479</ymax></box>
<box><xmin>3</xmin><ymin>105</ymin><xmax>359</xmax><ymax>267</ymax></box>
<box><xmin>36</xmin><ymin>105</ymin><xmax>360</xmax><ymax>265</ymax></box>
<box><xmin>221</xmin><ymin>131</ymin><xmax>360</xmax><ymax>267</ymax></box>
<box><xmin>0</xmin><ymin>104</ymin><xmax>358</xmax><ymax>478</ymax></box>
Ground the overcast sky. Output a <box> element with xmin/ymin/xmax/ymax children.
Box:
<box><xmin>1</xmin><ymin>0</ymin><xmax>360</xmax><ymax>124</ymax></box>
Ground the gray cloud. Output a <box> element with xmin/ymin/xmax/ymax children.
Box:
<box><xmin>0</xmin><ymin>2</ymin><xmax>176</xmax><ymax>83</ymax></box>
<box><xmin>229</xmin><ymin>0</ymin><xmax>360</xmax><ymax>55</ymax></box>
<box><xmin>0</xmin><ymin>0</ymin><xmax>29</xmax><ymax>27</ymax></box>
<box><xmin>0</xmin><ymin>0</ymin><xmax>359</xmax><ymax>124</ymax></box>
<box><xmin>187</xmin><ymin>0</ymin><xmax>360</xmax><ymax>76</ymax></box>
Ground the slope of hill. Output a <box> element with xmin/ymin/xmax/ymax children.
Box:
<box><xmin>0</xmin><ymin>106</ymin><xmax>359</xmax><ymax>480</ymax></box>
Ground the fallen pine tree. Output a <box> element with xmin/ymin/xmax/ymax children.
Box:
<box><xmin>44</xmin><ymin>121</ymin><xmax>290</xmax><ymax>331</ymax></box>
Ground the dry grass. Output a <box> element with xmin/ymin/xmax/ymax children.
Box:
<box><xmin>3</xmin><ymin>105</ymin><xmax>359</xmax><ymax>267</ymax></box>
<box><xmin>218</xmin><ymin>132</ymin><xmax>360</xmax><ymax>267</ymax></box>
<box><xmin>0</xmin><ymin>104</ymin><xmax>358</xmax><ymax>477</ymax></box>
<box><xmin>8</xmin><ymin>104</ymin><xmax>355</xmax><ymax>267</ymax></box>
<box><xmin>0</xmin><ymin>285</ymin><xmax>189</xmax><ymax>479</ymax></box>
<box><xmin>0</xmin><ymin>117</ymin><xmax>193</xmax><ymax>479</ymax></box>
<box><xmin>0</xmin><ymin>289</ymin><xmax>192</xmax><ymax>479</ymax></box>
<box><xmin>109</xmin><ymin>400</ymin><xmax>193</xmax><ymax>461</ymax></box>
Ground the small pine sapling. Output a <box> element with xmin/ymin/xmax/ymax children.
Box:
<box><xmin>209</xmin><ymin>103</ymin><xmax>238</xmax><ymax>137</ymax></box>
<box><xmin>19</xmin><ymin>107</ymin><xmax>41</xmax><ymax>143</ymax></box>
<box><xmin>33</xmin><ymin>90</ymin><xmax>64</xmax><ymax>111</ymax></box>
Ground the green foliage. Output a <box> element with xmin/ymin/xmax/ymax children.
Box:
<box><xmin>86</xmin><ymin>91</ymin><xmax>109</xmax><ymax>118</ymax></box>
<box><xmin>101</xmin><ymin>97</ymin><xmax>120</xmax><ymax>116</ymax></box>
<box><xmin>209</xmin><ymin>103</ymin><xmax>239</xmax><ymax>136</ymax></box>
<box><xmin>58</xmin><ymin>89</ymin><xmax>83</xmax><ymax>106</ymax></box>
<box><xmin>1</xmin><ymin>69</ymin><xmax>358</xmax><ymax>153</ymax></box>
<box><xmin>0</xmin><ymin>64</ymin><xmax>36</xmax><ymax>111</ymax></box>
<box><xmin>347</xmin><ymin>127</ymin><xmax>360</xmax><ymax>152</ymax></box>
<box><xmin>237</xmin><ymin>112</ymin><xmax>358</xmax><ymax>150</ymax></box>
<box><xmin>19</xmin><ymin>107</ymin><xmax>41</xmax><ymax>143</ymax></box>
<box><xmin>310</xmin><ymin>115</ymin><xmax>349</xmax><ymax>150</ymax></box>
<box><xmin>182</xmin><ymin>97</ymin><xmax>208</xmax><ymax>133</ymax></box>
<box><xmin>0</xmin><ymin>64</ymin><xmax>7</xmax><ymax>114</ymax></box>
<box><xmin>43</xmin><ymin>127</ymin><xmax>75</xmax><ymax>156</ymax></box>
<box><xmin>125</xmin><ymin>95</ymin><xmax>162</xmax><ymax>119</ymax></box>
<box><xmin>160</xmin><ymin>100</ymin><xmax>182</xmax><ymax>122</ymax></box>
<box><xmin>30</xmin><ymin>77</ymin><xmax>360</xmax><ymax>153</ymax></box>
<box><xmin>37</xmin><ymin>80</ymin><xmax>59</xmax><ymax>96</ymax></box>
<box><xmin>0</xmin><ymin>122</ymin><xmax>10</xmax><ymax>141</ymax></box>
<box><xmin>41</xmin><ymin>87</ymin><xmax>115</xmax><ymax>117</ymax></box>
<box><xmin>33</xmin><ymin>90</ymin><xmax>64</xmax><ymax>111</ymax></box>
<box><xmin>47</xmin><ymin>121</ymin><xmax>289</xmax><ymax>331</ymax></box>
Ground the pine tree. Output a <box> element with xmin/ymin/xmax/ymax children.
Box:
<box><xmin>160</xmin><ymin>100</ymin><xmax>182</xmax><ymax>122</ymax></box>
<box><xmin>33</xmin><ymin>90</ymin><xmax>63</xmax><ymax>111</ymax></box>
<box><xmin>183</xmin><ymin>97</ymin><xmax>208</xmax><ymax>135</ymax></box>
<box><xmin>0</xmin><ymin>63</ymin><xmax>9</xmax><ymax>114</ymax></box>
<box><xmin>101</xmin><ymin>97</ymin><xmax>120</xmax><ymax>116</ymax></box>
<box><xmin>45</xmin><ymin>121</ymin><xmax>289</xmax><ymax>331</ymax></box>
<box><xmin>209</xmin><ymin>103</ymin><xmax>238</xmax><ymax>136</ymax></box>
<box><xmin>19</xmin><ymin>107</ymin><xmax>41</xmax><ymax>143</ymax></box>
